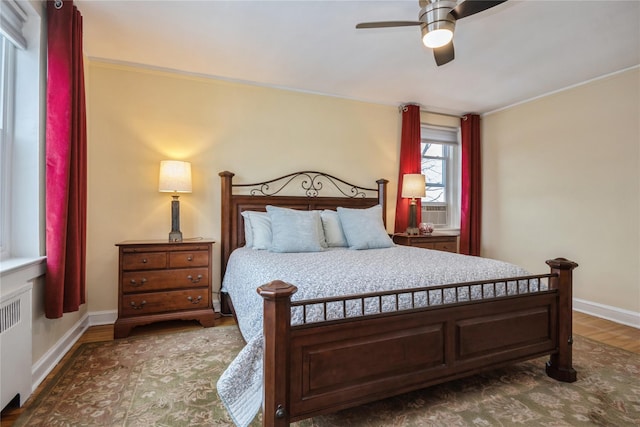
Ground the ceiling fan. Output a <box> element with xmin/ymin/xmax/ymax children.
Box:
<box><xmin>356</xmin><ymin>0</ymin><xmax>508</xmax><ymax>66</ymax></box>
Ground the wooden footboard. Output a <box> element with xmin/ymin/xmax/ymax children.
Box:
<box><xmin>258</xmin><ymin>258</ymin><xmax>578</xmax><ymax>426</ymax></box>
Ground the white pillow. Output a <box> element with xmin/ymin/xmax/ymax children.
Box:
<box><xmin>240</xmin><ymin>211</ymin><xmax>254</xmax><ymax>247</ymax></box>
<box><xmin>336</xmin><ymin>205</ymin><xmax>394</xmax><ymax>250</ymax></box>
<box><xmin>320</xmin><ymin>210</ymin><xmax>348</xmax><ymax>247</ymax></box>
<box><xmin>266</xmin><ymin>205</ymin><xmax>326</xmax><ymax>253</ymax></box>
<box><xmin>240</xmin><ymin>211</ymin><xmax>271</xmax><ymax>250</ymax></box>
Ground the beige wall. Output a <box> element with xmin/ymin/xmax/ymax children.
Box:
<box><xmin>85</xmin><ymin>61</ymin><xmax>638</xmax><ymax>318</ymax></box>
<box><xmin>85</xmin><ymin>61</ymin><xmax>405</xmax><ymax>313</ymax></box>
<box><xmin>482</xmin><ymin>68</ymin><xmax>639</xmax><ymax>313</ymax></box>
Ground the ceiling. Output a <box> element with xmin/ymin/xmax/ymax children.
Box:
<box><xmin>76</xmin><ymin>0</ymin><xmax>640</xmax><ymax>116</ymax></box>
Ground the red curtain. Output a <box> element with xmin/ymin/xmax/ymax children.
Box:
<box><xmin>459</xmin><ymin>114</ymin><xmax>481</xmax><ymax>256</ymax></box>
<box><xmin>394</xmin><ymin>104</ymin><xmax>422</xmax><ymax>233</ymax></box>
<box><xmin>45</xmin><ymin>0</ymin><xmax>87</xmax><ymax>318</ymax></box>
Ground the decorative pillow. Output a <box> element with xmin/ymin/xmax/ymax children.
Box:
<box><xmin>240</xmin><ymin>211</ymin><xmax>254</xmax><ymax>247</ymax></box>
<box><xmin>240</xmin><ymin>211</ymin><xmax>271</xmax><ymax>250</ymax></box>
<box><xmin>336</xmin><ymin>205</ymin><xmax>394</xmax><ymax>250</ymax></box>
<box><xmin>266</xmin><ymin>205</ymin><xmax>326</xmax><ymax>253</ymax></box>
<box><xmin>320</xmin><ymin>210</ymin><xmax>348</xmax><ymax>247</ymax></box>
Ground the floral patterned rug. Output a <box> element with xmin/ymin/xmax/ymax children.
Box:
<box><xmin>14</xmin><ymin>325</ymin><xmax>640</xmax><ymax>426</ymax></box>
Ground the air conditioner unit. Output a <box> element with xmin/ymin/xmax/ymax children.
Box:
<box><xmin>422</xmin><ymin>205</ymin><xmax>447</xmax><ymax>226</ymax></box>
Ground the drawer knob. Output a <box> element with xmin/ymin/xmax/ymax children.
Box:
<box><xmin>129</xmin><ymin>278</ymin><xmax>147</xmax><ymax>287</ymax></box>
<box><xmin>187</xmin><ymin>274</ymin><xmax>203</xmax><ymax>284</ymax></box>
<box><xmin>187</xmin><ymin>256</ymin><xmax>193</xmax><ymax>261</ymax></box>
<box><xmin>142</xmin><ymin>258</ymin><xmax>148</xmax><ymax>263</ymax></box>
<box><xmin>130</xmin><ymin>300</ymin><xmax>147</xmax><ymax>310</ymax></box>
<box><xmin>187</xmin><ymin>295</ymin><xmax>203</xmax><ymax>304</ymax></box>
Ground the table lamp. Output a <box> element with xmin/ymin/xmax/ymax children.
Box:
<box><xmin>401</xmin><ymin>173</ymin><xmax>426</xmax><ymax>235</ymax></box>
<box><xmin>159</xmin><ymin>160</ymin><xmax>192</xmax><ymax>242</ymax></box>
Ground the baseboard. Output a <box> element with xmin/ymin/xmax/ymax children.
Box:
<box><xmin>574</xmin><ymin>298</ymin><xmax>640</xmax><ymax>329</ymax></box>
<box><xmin>30</xmin><ymin>310</ymin><xmax>118</xmax><ymax>395</ymax></box>
<box><xmin>89</xmin><ymin>309</ymin><xmax>118</xmax><ymax>326</ymax></box>
<box><xmin>31</xmin><ymin>313</ymin><xmax>90</xmax><ymax>393</ymax></box>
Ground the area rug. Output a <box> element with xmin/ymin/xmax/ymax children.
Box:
<box><xmin>14</xmin><ymin>325</ymin><xmax>640</xmax><ymax>426</ymax></box>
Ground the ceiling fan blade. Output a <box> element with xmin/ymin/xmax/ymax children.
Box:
<box><xmin>433</xmin><ymin>42</ymin><xmax>455</xmax><ymax>66</ymax></box>
<box><xmin>451</xmin><ymin>0</ymin><xmax>508</xmax><ymax>20</ymax></box>
<box><xmin>356</xmin><ymin>21</ymin><xmax>422</xmax><ymax>29</ymax></box>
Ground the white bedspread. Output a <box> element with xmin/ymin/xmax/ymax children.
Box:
<box><xmin>217</xmin><ymin>246</ymin><xmax>536</xmax><ymax>426</ymax></box>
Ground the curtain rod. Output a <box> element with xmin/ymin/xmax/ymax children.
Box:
<box><xmin>420</xmin><ymin>109</ymin><xmax>463</xmax><ymax>119</ymax></box>
<box><xmin>398</xmin><ymin>104</ymin><xmax>463</xmax><ymax>119</ymax></box>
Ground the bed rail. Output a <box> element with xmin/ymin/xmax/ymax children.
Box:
<box><xmin>290</xmin><ymin>273</ymin><xmax>555</xmax><ymax>325</ymax></box>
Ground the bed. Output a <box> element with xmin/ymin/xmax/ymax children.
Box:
<box><xmin>217</xmin><ymin>170</ymin><xmax>578</xmax><ymax>427</ymax></box>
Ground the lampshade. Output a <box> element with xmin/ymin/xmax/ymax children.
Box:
<box><xmin>401</xmin><ymin>174</ymin><xmax>426</xmax><ymax>199</ymax></box>
<box><xmin>159</xmin><ymin>160</ymin><xmax>192</xmax><ymax>193</ymax></box>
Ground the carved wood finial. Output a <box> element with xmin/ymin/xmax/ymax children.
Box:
<box><xmin>257</xmin><ymin>280</ymin><xmax>298</xmax><ymax>300</ymax></box>
<box><xmin>546</xmin><ymin>258</ymin><xmax>579</xmax><ymax>270</ymax></box>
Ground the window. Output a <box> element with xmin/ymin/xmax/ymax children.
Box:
<box><xmin>0</xmin><ymin>35</ymin><xmax>16</xmax><ymax>259</ymax></box>
<box><xmin>420</xmin><ymin>125</ymin><xmax>460</xmax><ymax>230</ymax></box>
<box><xmin>0</xmin><ymin>1</ymin><xmax>43</xmax><ymax>263</ymax></box>
<box><xmin>422</xmin><ymin>141</ymin><xmax>447</xmax><ymax>203</ymax></box>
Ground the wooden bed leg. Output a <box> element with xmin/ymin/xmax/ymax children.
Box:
<box><xmin>545</xmin><ymin>258</ymin><xmax>579</xmax><ymax>383</ymax></box>
<box><xmin>219</xmin><ymin>292</ymin><xmax>233</xmax><ymax>316</ymax></box>
<box><xmin>258</xmin><ymin>280</ymin><xmax>298</xmax><ymax>427</ymax></box>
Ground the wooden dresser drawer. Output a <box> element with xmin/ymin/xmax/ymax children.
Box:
<box><xmin>411</xmin><ymin>242</ymin><xmax>436</xmax><ymax>250</ymax></box>
<box><xmin>121</xmin><ymin>289</ymin><xmax>211</xmax><ymax>317</ymax></box>
<box><xmin>121</xmin><ymin>252</ymin><xmax>167</xmax><ymax>270</ymax></box>
<box><xmin>121</xmin><ymin>267</ymin><xmax>209</xmax><ymax>293</ymax></box>
<box><xmin>114</xmin><ymin>239</ymin><xmax>216</xmax><ymax>338</ymax></box>
<box><xmin>433</xmin><ymin>242</ymin><xmax>456</xmax><ymax>253</ymax></box>
<box><xmin>392</xmin><ymin>233</ymin><xmax>458</xmax><ymax>253</ymax></box>
<box><xmin>169</xmin><ymin>251</ymin><xmax>209</xmax><ymax>268</ymax></box>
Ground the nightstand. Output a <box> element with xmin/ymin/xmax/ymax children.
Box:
<box><xmin>114</xmin><ymin>239</ymin><xmax>217</xmax><ymax>338</ymax></box>
<box><xmin>392</xmin><ymin>232</ymin><xmax>458</xmax><ymax>253</ymax></box>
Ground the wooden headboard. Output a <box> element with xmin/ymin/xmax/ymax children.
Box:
<box><xmin>219</xmin><ymin>171</ymin><xmax>388</xmax><ymax>276</ymax></box>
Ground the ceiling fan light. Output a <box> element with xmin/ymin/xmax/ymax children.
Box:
<box><xmin>420</xmin><ymin>0</ymin><xmax>456</xmax><ymax>48</ymax></box>
<box><xmin>422</xmin><ymin>27</ymin><xmax>453</xmax><ymax>48</ymax></box>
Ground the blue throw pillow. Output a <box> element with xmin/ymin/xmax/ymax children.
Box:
<box><xmin>337</xmin><ymin>205</ymin><xmax>394</xmax><ymax>250</ymax></box>
<box><xmin>266</xmin><ymin>206</ymin><xmax>326</xmax><ymax>253</ymax></box>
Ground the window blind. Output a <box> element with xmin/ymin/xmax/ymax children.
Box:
<box><xmin>421</xmin><ymin>125</ymin><xmax>459</xmax><ymax>146</ymax></box>
<box><xmin>0</xmin><ymin>0</ymin><xmax>27</xmax><ymax>49</ymax></box>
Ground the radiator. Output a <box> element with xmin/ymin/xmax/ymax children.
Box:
<box><xmin>0</xmin><ymin>282</ymin><xmax>32</xmax><ymax>410</ymax></box>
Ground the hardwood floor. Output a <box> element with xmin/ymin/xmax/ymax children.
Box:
<box><xmin>572</xmin><ymin>311</ymin><xmax>640</xmax><ymax>353</ymax></box>
<box><xmin>1</xmin><ymin>313</ymin><xmax>638</xmax><ymax>426</ymax></box>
